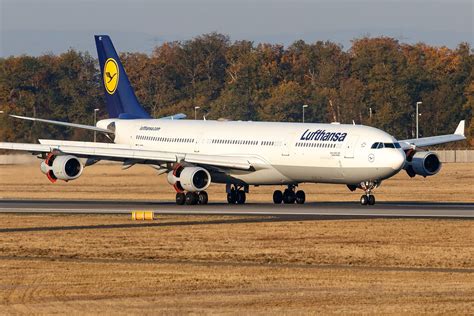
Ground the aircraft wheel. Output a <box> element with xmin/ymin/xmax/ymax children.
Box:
<box><xmin>368</xmin><ymin>194</ymin><xmax>375</xmax><ymax>205</ymax></box>
<box><xmin>273</xmin><ymin>190</ymin><xmax>283</xmax><ymax>204</ymax></box>
<box><xmin>360</xmin><ymin>195</ymin><xmax>369</xmax><ymax>206</ymax></box>
<box><xmin>236</xmin><ymin>190</ymin><xmax>246</xmax><ymax>204</ymax></box>
<box><xmin>295</xmin><ymin>190</ymin><xmax>306</xmax><ymax>204</ymax></box>
<box><xmin>198</xmin><ymin>191</ymin><xmax>208</xmax><ymax>205</ymax></box>
<box><xmin>283</xmin><ymin>189</ymin><xmax>296</xmax><ymax>204</ymax></box>
<box><xmin>185</xmin><ymin>192</ymin><xmax>198</xmax><ymax>205</ymax></box>
<box><xmin>227</xmin><ymin>189</ymin><xmax>237</xmax><ymax>204</ymax></box>
<box><xmin>176</xmin><ymin>192</ymin><xmax>186</xmax><ymax>205</ymax></box>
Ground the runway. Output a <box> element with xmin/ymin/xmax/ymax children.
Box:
<box><xmin>0</xmin><ymin>200</ymin><xmax>473</xmax><ymax>218</ymax></box>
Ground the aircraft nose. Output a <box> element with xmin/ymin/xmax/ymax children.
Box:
<box><xmin>391</xmin><ymin>150</ymin><xmax>406</xmax><ymax>170</ymax></box>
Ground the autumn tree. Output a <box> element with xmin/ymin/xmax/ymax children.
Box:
<box><xmin>0</xmin><ymin>33</ymin><xmax>471</xmax><ymax>146</ymax></box>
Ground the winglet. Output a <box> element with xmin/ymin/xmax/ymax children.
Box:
<box><xmin>454</xmin><ymin>120</ymin><xmax>465</xmax><ymax>136</ymax></box>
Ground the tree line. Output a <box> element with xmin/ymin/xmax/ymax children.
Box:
<box><xmin>0</xmin><ymin>33</ymin><xmax>472</xmax><ymax>146</ymax></box>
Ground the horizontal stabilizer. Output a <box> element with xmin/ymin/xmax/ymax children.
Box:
<box><xmin>9</xmin><ymin>114</ymin><xmax>114</xmax><ymax>133</ymax></box>
<box><xmin>159</xmin><ymin>113</ymin><xmax>187</xmax><ymax>120</ymax></box>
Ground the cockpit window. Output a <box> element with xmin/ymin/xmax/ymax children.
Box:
<box><xmin>371</xmin><ymin>142</ymin><xmax>401</xmax><ymax>149</ymax></box>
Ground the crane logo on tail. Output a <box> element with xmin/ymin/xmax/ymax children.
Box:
<box><xmin>104</xmin><ymin>58</ymin><xmax>119</xmax><ymax>94</ymax></box>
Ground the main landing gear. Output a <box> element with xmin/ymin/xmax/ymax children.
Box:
<box><xmin>273</xmin><ymin>185</ymin><xmax>306</xmax><ymax>204</ymax></box>
<box><xmin>358</xmin><ymin>181</ymin><xmax>378</xmax><ymax>206</ymax></box>
<box><xmin>227</xmin><ymin>184</ymin><xmax>247</xmax><ymax>204</ymax></box>
<box><xmin>175</xmin><ymin>191</ymin><xmax>208</xmax><ymax>205</ymax></box>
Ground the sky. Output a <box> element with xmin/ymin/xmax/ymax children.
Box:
<box><xmin>1</xmin><ymin>0</ymin><xmax>472</xmax><ymax>57</ymax></box>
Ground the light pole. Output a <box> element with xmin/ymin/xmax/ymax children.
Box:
<box><xmin>416</xmin><ymin>101</ymin><xmax>422</xmax><ymax>139</ymax></box>
<box><xmin>93</xmin><ymin>108</ymin><xmax>99</xmax><ymax>142</ymax></box>
<box><xmin>194</xmin><ymin>106</ymin><xmax>200</xmax><ymax>120</ymax></box>
<box><xmin>302</xmin><ymin>104</ymin><xmax>308</xmax><ymax>123</ymax></box>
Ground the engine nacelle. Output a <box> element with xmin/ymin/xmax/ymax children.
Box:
<box><xmin>405</xmin><ymin>151</ymin><xmax>441</xmax><ymax>177</ymax></box>
<box><xmin>167</xmin><ymin>166</ymin><xmax>211</xmax><ymax>192</ymax></box>
<box><xmin>41</xmin><ymin>155</ymin><xmax>84</xmax><ymax>182</ymax></box>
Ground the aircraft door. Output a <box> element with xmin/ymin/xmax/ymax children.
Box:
<box><xmin>281</xmin><ymin>132</ymin><xmax>298</xmax><ymax>157</ymax></box>
<box><xmin>281</xmin><ymin>141</ymin><xmax>289</xmax><ymax>156</ymax></box>
<box><xmin>194</xmin><ymin>138</ymin><xmax>200</xmax><ymax>153</ymax></box>
<box><xmin>344</xmin><ymin>135</ymin><xmax>359</xmax><ymax>158</ymax></box>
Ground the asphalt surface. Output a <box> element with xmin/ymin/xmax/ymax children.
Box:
<box><xmin>0</xmin><ymin>200</ymin><xmax>473</xmax><ymax>218</ymax></box>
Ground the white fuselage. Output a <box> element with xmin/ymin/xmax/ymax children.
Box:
<box><xmin>98</xmin><ymin>119</ymin><xmax>406</xmax><ymax>186</ymax></box>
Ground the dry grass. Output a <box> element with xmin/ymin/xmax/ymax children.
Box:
<box><xmin>0</xmin><ymin>162</ymin><xmax>473</xmax><ymax>202</ymax></box>
<box><xmin>0</xmin><ymin>163</ymin><xmax>473</xmax><ymax>313</ymax></box>
<box><xmin>1</xmin><ymin>258</ymin><xmax>472</xmax><ymax>314</ymax></box>
<box><xmin>0</xmin><ymin>214</ymin><xmax>473</xmax><ymax>314</ymax></box>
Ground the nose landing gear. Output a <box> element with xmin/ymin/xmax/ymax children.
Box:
<box><xmin>358</xmin><ymin>181</ymin><xmax>379</xmax><ymax>206</ymax></box>
<box><xmin>360</xmin><ymin>194</ymin><xmax>375</xmax><ymax>206</ymax></box>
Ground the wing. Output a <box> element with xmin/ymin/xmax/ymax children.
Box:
<box><xmin>399</xmin><ymin>120</ymin><xmax>466</xmax><ymax>149</ymax></box>
<box><xmin>0</xmin><ymin>140</ymin><xmax>264</xmax><ymax>171</ymax></box>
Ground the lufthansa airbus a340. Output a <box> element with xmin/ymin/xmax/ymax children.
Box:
<box><xmin>0</xmin><ymin>36</ymin><xmax>466</xmax><ymax>206</ymax></box>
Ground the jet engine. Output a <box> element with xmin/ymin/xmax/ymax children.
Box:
<box><xmin>40</xmin><ymin>154</ymin><xmax>84</xmax><ymax>182</ymax></box>
<box><xmin>404</xmin><ymin>151</ymin><xmax>441</xmax><ymax>177</ymax></box>
<box><xmin>167</xmin><ymin>165</ymin><xmax>211</xmax><ymax>192</ymax></box>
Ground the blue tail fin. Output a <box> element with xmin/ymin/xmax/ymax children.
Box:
<box><xmin>95</xmin><ymin>35</ymin><xmax>151</xmax><ymax>119</ymax></box>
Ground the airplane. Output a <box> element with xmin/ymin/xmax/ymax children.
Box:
<box><xmin>0</xmin><ymin>35</ymin><xmax>467</xmax><ymax>206</ymax></box>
